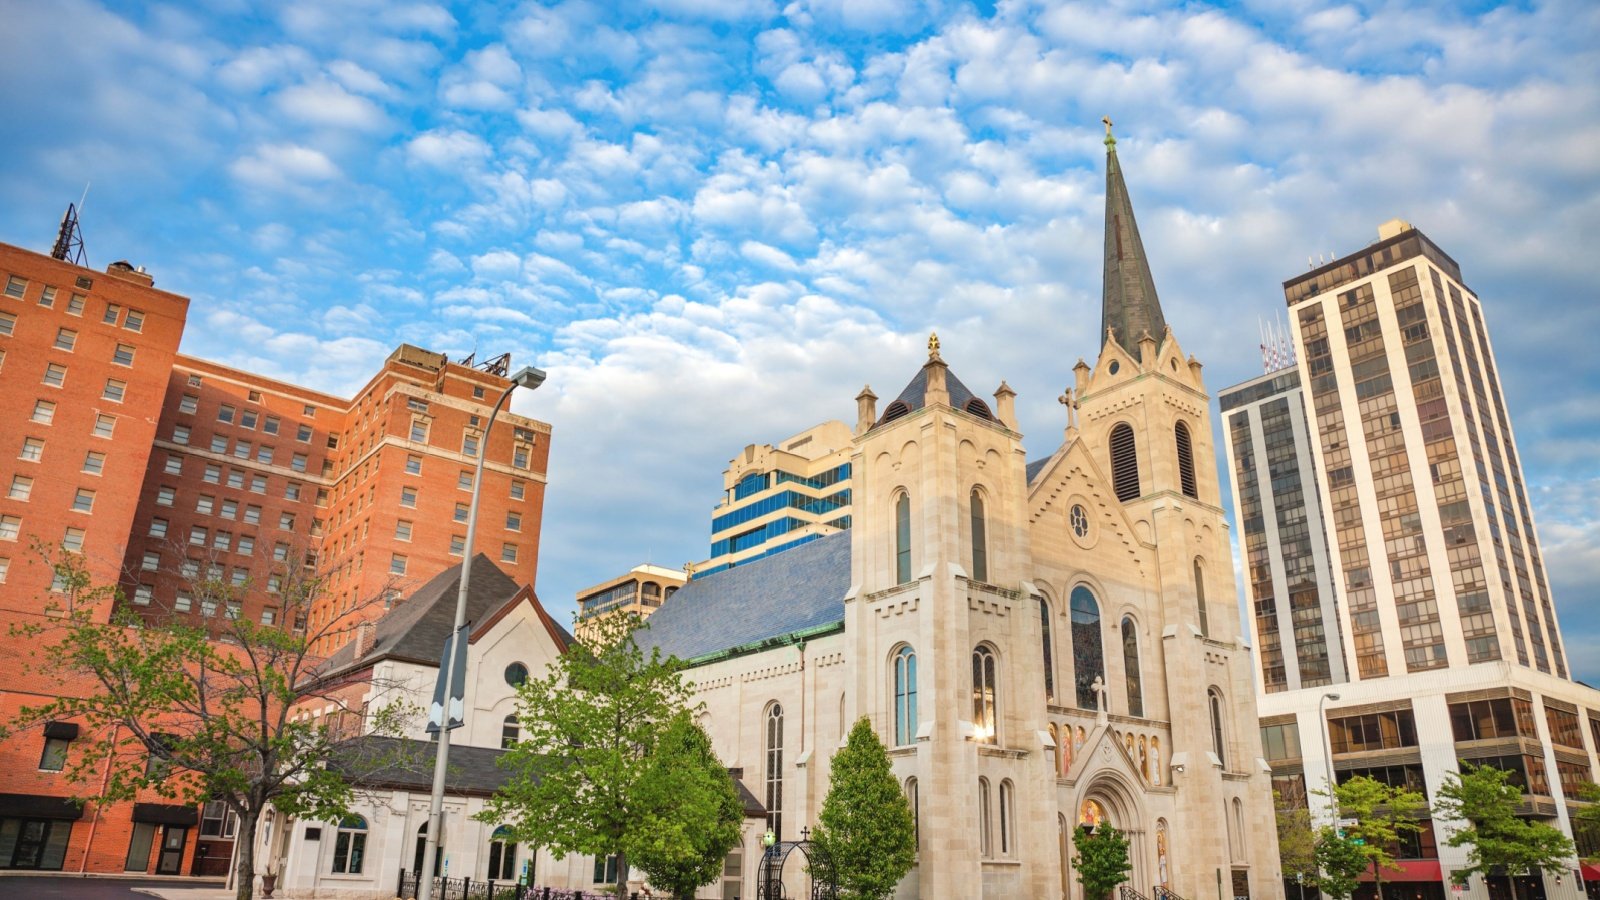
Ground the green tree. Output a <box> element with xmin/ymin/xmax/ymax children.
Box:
<box><xmin>1434</xmin><ymin>763</ymin><xmax>1575</xmax><ymax>900</ymax></box>
<box><xmin>1275</xmin><ymin>790</ymin><xmax>1318</xmax><ymax>900</ymax></box>
<box><xmin>810</xmin><ymin>718</ymin><xmax>916</xmax><ymax>900</ymax></box>
<box><xmin>1312</xmin><ymin>825</ymin><xmax>1369</xmax><ymax>900</ymax></box>
<box><xmin>1331</xmin><ymin>774</ymin><xmax>1426</xmax><ymax>899</ymax></box>
<box><xmin>1570</xmin><ymin>782</ymin><xmax>1600</xmax><ymax>861</ymax></box>
<box><xmin>627</xmin><ymin>713</ymin><xmax>744</xmax><ymax>900</ymax></box>
<box><xmin>4</xmin><ymin>545</ymin><xmax>415</xmax><ymax>900</ymax></box>
<box><xmin>1073</xmin><ymin>823</ymin><xmax>1132</xmax><ymax>900</ymax></box>
<box><xmin>481</xmin><ymin>612</ymin><xmax>693</xmax><ymax>897</ymax></box>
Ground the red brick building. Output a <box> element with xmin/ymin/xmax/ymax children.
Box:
<box><xmin>0</xmin><ymin>239</ymin><xmax>551</xmax><ymax>877</ymax></box>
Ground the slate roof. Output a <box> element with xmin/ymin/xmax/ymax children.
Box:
<box><xmin>876</xmin><ymin>362</ymin><xmax>994</xmax><ymax>426</ymax></box>
<box><xmin>331</xmin><ymin>735</ymin><xmax>513</xmax><ymax>796</ymax></box>
<box><xmin>1026</xmin><ymin>456</ymin><xmax>1052</xmax><ymax>484</ymax></box>
<box><xmin>319</xmin><ymin>554</ymin><xmax>527</xmax><ymax>676</ymax></box>
<box><xmin>632</xmin><ymin>530</ymin><xmax>851</xmax><ymax>662</ymax></box>
<box><xmin>1102</xmin><ymin>139</ymin><xmax>1169</xmax><ymax>351</ymax></box>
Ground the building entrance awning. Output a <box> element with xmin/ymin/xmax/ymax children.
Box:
<box><xmin>0</xmin><ymin>793</ymin><xmax>85</xmax><ymax>821</ymax></box>
<box><xmin>1580</xmin><ymin>863</ymin><xmax>1600</xmax><ymax>881</ymax></box>
<box><xmin>1359</xmin><ymin>861</ymin><xmax>1443</xmax><ymax>883</ymax></box>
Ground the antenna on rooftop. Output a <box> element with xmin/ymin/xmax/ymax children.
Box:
<box><xmin>51</xmin><ymin>183</ymin><xmax>90</xmax><ymax>266</ymax></box>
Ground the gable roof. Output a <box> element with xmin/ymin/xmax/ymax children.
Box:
<box><xmin>318</xmin><ymin>554</ymin><xmax>524</xmax><ymax>676</ymax></box>
<box><xmin>1026</xmin><ymin>456</ymin><xmax>1053</xmax><ymax>484</ymax></box>
<box><xmin>331</xmin><ymin>735</ymin><xmax>513</xmax><ymax>796</ymax></box>
<box><xmin>632</xmin><ymin>530</ymin><xmax>851</xmax><ymax>662</ymax></box>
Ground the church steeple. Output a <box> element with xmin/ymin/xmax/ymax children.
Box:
<box><xmin>1100</xmin><ymin>117</ymin><xmax>1168</xmax><ymax>353</ymax></box>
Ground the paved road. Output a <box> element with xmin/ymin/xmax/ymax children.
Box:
<box><xmin>0</xmin><ymin>876</ymin><xmax>199</xmax><ymax>898</ymax></box>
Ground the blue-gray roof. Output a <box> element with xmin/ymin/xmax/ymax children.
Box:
<box><xmin>1026</xmin><ymin>456</ymin><xmax>1052</xmax><ymax>484</ymax></box>
<box><xmin>876</xmin><ymin>362</ymin><xmax>994</xmax><ymax>425</ymax></box>
<box><xmin>633</xmin><ymin>530</ymin><xmax>851</xmax><ymax>662</ymax></box>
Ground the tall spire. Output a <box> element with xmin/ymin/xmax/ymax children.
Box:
<box><xmin>1100</xmin><ymin>117</ymin><xmax>1167</xmax><ymax>353</ymax></box>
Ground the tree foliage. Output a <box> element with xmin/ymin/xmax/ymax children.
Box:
<box><xmin>627</xmin><ymin>713</ymin><xmax>744</xmax><ymax>900</ymax></box>
<box><xmin>481</xmin><ymin>612</ymin><xmax>693</xmax><ymax>897</ymax></box>
<box><xmin>1330</xmin><ymin>774</ymin><xmax>1426</xmax><ymax>896</ymax></box>
<box><xmin>1434</xmin><ymin>763</ymin><xmax>1574</xmax><ymax>900</ymax></box>
<box><xmin>3</xmin><ymin>544</ymin><xmax>415</xmax><ymax>900</ymax></box>
<box><xmin>1572</xmin><ymin>782</ymin><xmax>1600</xmax><ymax>861</ymax></box>
<box><xmin>1074</xmin><ymin>824</ymin><xmax>1132</xmax><ymax>900</ymax></box>
<box><xmin>1275</xmin><ymin>790</ymin><xmax>1318</xmax><ymax>890</ymax></box>
<box><xmin>1312</xmin><ymin>826</ymin><xmax>1370</xmax><ymax>900</ymax></box>
<box><xmin>810</xmin><ymin>718</ymin><xmax>916</xmax><ymax>900</ymax></box>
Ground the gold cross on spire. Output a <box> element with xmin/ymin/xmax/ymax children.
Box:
<box><xmin>1102</xmin><ymin>115</ymin><xmax>1116</xmax><ymax>148</ymax></box>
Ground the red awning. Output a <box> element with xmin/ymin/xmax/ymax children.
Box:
<box><xmin>1581</xmin><ymin>863</ymin><xmax>1600</xmax><ymax>881</ymax></box>
<box><xmin>1360</xmin><ymin>861</ymin><xmax>1443</xmax><ymax>883</ymax></box>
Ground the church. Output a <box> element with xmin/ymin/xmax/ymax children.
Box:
<box><xmin>261</xmin><ymin>126</ymin><xmax>1283</xmax><ymax>900</ymax></box>
<box><xmin>632</xmin><ymin>125</ymin><xmax>1284</xmax><ymax>900</ymax></box>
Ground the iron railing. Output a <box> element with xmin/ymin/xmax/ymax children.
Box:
<box><xmin>396</xmin><ymin>869</ymin><xmax>631</xmax><ymax>900</ymax></box>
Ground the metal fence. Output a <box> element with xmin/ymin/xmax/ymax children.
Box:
<box><xmin>396</xmin><ymin>869</ymin><xmax>635</xmax><ymax>900</ymax></box>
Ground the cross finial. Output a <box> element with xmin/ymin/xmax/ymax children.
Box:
<box><xmin>1102</xmin><ymin>115</ymin><xmax>1116</xmax><ymax>148</ymax></box>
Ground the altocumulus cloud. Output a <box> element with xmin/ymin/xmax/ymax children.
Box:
<box><xmin>0</xmin><ymin>0</ymin><xmax>1596</xmax><ymax>664</ymax></box>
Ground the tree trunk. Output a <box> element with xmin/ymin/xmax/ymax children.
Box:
<box><xmin>617</xmin><ymin>851</ymin><xmax>629</xmax><ymax>899</ymax></box>
<box><xmin>234</xmin><ymin>812</ymin><xmax>258</xmax><ymax>900</ymax></box>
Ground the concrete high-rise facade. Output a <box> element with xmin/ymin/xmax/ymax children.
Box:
<box><xmin>1224</xmin><ymin>220</ymin><xmax>1600</xmax><ymax>900</ymax></box>
<box><xmin>574</xmin><ymin>562</ymin><xmax>687</xmax><ymax>633</ymax></box>
<box><xmin>695</xmin><ymin>419</ymin><xmax>853</xmax><ymax>578</ymax></box>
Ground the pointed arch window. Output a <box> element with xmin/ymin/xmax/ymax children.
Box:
<box><xmin>1110</xmin><ymin>423</ymin><xmax>1140</xmax><ymax>502</ymax></box>
<box><xmin>893</xmin><ymin>646</ymin><xmax>918</xmax><ymax>747</ymax></box>
<box><xmin>1194</xmin><ymin>559</ymin><xmax>1210</xmax><ymax>637</ymax></box>
<box><xmin>905</xmin><ymin>777</ymin><xmax>920</xmax><ymax>848</ymax></box>
<box><xmin>765</xmin><ymin>704</ymin><xmax>784</xmax><ymax>840</ymax></box>
<box><xmin>970</xmin><ymin>490</ymin><xmax>988</xmax><ymax>583</ymax></box>
<box><xmin>1208</xmin><ymin>688</ymin><xmax>1227</xmax><ymax>768</ymax></box>
<box><xmin>972</xmin><ymin>645</ymin><xmax>998</xmax><ymax>745</ymax></box>
<box><xmin>501</xmin><ymin>714</ymin><xmax>519</xmax><ymax>749</ymax></box>
<box><xmin>1070</xmin><ymin>586</ymin><xmax>1104</xmax><ymax>710</ymax></box>
<box><xmin>1175</xmin><ymin>421</ymin><xmax>1198</xmax><ymax>498</ymax></box>
<box><xmin>999</xmin><ymin>780</ymin><xmax>1016</xmax><ymax>856</ymax></box>
<box><xmin>1122</xmin><ymin>617</ymin><xmax>1144</xmax><ymax>717</ymax></box>
<box><xmin>978</xmin><ymin>777</ymin><xmax>993</xmax><ymax>857</ymax></box>
<box><xmin>1039</xmin><ymin>596</ymin><xmax>1056</xmax><ymax>704</ymax></box>
<box><xmin>487</xmin><ymin>825</ymin><xmax>519</xmax><ymax>881</ymax></box>
<box><xmin>895</xmin><ymin>493</ymin><xmax>912</xmax><ymax>584</ymax></box>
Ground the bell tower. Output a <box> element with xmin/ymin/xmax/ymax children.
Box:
<box><xmin>1070</xmin><ymin>119</ymin><xmax>1280</xmax><ymax>900</ymax></box>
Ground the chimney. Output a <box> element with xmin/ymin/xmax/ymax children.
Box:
<box><xmin>994</xmin><ymin>381</ymin><xmax>1017</xmax><ymax>431</ymax></box>
<box><xmin>855</xmin><ymin>386</ymin><xmax>878</xmax><ymax>435</ymax></box>
<box><xmin>105</xmin><ymin>260</ymin><xmax>153</xmax><ymax>287</ymax></box>
<box><xmin>355</xmin><ymin>620</ymin><xmax>376</xmax><ymax>657</ymax></box>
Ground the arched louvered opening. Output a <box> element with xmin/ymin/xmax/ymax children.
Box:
<box><xmin>881</xmin><ymin>401</ymin><xmax>910</xmax><ymax>423</ymax></box>
<box><xmin>1175</xmin><ymin>420</ymin><xmax>1198</xmax><ymax>499</ymax></box>
<box><xmin>969</xmin><ymin>489</ymin><xmax>988</xmax><ymax>583</ymax></box>
<box><xmin>1110</xmin><ymin>423</ymin><xmax>1140</xmax><ymax>502</ymax></box>
<box><xmin>964</xmin><ymin>398</ymin><xmax>994</xmax><ymax>420</ymax></box>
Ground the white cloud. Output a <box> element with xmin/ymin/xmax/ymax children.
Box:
<box><xmin>273</xmin><ymin>79</ymin><xmax>389</xmax><ymax>131</ymax></box>
<box><xmin>406</xmin><ymin>129</ymin><xmax>492</xmax><ymax>168</ymax></box>
<box><xmin>229</xmin><ymin>143</ymin><xmax>341</xmax><ymax>189</ymax></box>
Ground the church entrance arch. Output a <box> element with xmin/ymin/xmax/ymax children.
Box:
<box><xmin>755</xmin><ymin>831</ymin><xmax>837</xmax><ymax>900</ymax></box>
<box><xmin>1075</xmin><ymin>773</ymin><xmax>1150</xmax><ymax>898</ymax></box>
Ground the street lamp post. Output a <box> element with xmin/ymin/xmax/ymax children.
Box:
<box><xmin>416</xmin><ymin>365</ymin><xmax>546</xmax><ymax>900</ymax></box>
<box><xmin>1319</xmin><ymin>692</ymin><xmax>1342</xmax><ymax>826</ymax></box>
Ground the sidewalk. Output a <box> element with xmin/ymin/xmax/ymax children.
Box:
<box><xmin>133</xmin><ymin>888</ymin><xmax>236</xmax><ymax>900</ymax></box>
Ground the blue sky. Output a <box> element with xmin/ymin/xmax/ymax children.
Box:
<box><xmin>2</xmin><ymin>0</ymin><xmax>1597</xmax><ymax>680</ymax></box>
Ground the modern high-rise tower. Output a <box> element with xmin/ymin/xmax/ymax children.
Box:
<box><xmin>1223</xmin><ymin>220</ymin><xmax>1600</xmax><ymax>900</ymax></box>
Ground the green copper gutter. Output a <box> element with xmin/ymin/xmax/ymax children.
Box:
<box><xmin>685</xmin><ymin>619</ymin><xmax>845</xmax><ymax>667</ymax></box>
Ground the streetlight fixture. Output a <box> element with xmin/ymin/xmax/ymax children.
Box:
<box><xmin>1319</xmin><ymin>692</ymin><xmax>1342</xmax><ymax>826</ymax></box>
<box><xmin>416</xmin><ymin>365</ymin><xmax>546</xmax><ymax>900</ymax></box>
